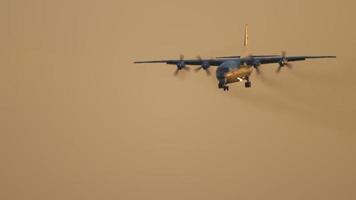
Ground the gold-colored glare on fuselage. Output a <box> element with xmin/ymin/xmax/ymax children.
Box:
<box><xmin>224</xmin><ymin>65</ymin><xmax>253</xmax><ymax>84</ymax></box>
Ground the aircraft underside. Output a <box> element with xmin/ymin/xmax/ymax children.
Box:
<box><xmin>218</xmin><ymin>66</ymin><xmax>253</xmax><ymax>91</ymax></box>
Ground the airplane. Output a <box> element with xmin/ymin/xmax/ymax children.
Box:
<box><xmin>134</xmin><ymin>25</ymin><xmax>336</xmax><ymax>91</ymax></box>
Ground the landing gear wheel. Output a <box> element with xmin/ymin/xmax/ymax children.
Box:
<box><xmin>223</xmin><ymin>86</ymin><xmax>229</xmax><ymax>91</ymax></box>
<box><xmin>245</xmin><ymin>81</ymin><xmax>251</xmax><ymax>88</ymax></box>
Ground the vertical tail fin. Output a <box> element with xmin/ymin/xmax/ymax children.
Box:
<box><xmin>244</xmin><ymin>24</ymin><xmax>248</xmax><ymax>48</ymax></box>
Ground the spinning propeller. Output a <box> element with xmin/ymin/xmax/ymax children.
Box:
<box><xmin>174</xmin><ymin>55</ymin><xmax>190</xmax><ymax>76</ymax></box>
<box><xmin>276</xmin><ymin>51</ymin><xmax>292</xmax><ymax>73</ymax></box>
<box><xmin>194</xmin><ymin>56</ymin><xmax>211</xmax><ymax>76</ymax></box>
<box><xmin>247</xmin><ymin>54</ymin><xmax>262</xmax><ymax>75</ymax></box>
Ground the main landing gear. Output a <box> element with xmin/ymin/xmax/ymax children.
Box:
<box><xmin>218</xmin><ymin>83</ymin><xmax>229</xmax><ymax>91</ymax></box>
<box><xmin>244</xmin><ymin>76</ymin><xmax>251</xmax><ymax>88</ymax></box>
<box><xmin>218</xmin><ymin>76</ymin><xmax>251</xmax><ymax>91</ymax></box>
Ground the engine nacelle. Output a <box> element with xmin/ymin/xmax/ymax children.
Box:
<box><xmin>201</xmin><ymin>61</ymin><xmax>210</xmax><ymax>70</ymax></box>
<box><xmin>176</xmin><ymin>61</ymin><xmax>185</xmax><ymax>70</ymax></box>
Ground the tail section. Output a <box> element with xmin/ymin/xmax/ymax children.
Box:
<box><xmin>244</xmin><ymin>24</ymin><xmax>248</xmax><ymax>48</ymax></box>
<box><xmin>242</xmin><ymin>24</ymin><xmax>249</xmax><ymax>57</ymax></box>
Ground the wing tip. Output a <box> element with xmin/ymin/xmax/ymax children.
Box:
<box><xmin>133</xmin><ymin>61</ymin><xmax>155</xmax><ymax>64</ymax></box>
<box><xmin>322</xmin><ymin>56</ymin><xmax>337</xmax><ymax>59</ymax></box>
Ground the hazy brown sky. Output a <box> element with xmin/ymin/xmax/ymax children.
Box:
<box><xmin>1</xmin><ymin>0</ymin><xmax>356</xmax><ymax>200</ymax></box>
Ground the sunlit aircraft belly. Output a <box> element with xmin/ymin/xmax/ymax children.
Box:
<box><xmin>225</xmin><ymin>65</ymin><xmax>253</xmax><ymax>84</ymax></box>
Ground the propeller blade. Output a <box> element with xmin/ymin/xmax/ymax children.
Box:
<box><xmin>180</xmin><ymin>54</ymin><xmax>184</xmax><ymax>60</ymax></box>
<box><xmin>255</xmin><ymin>67</ymin><xmax>261</xmax><ymax>75</ymax></box>
<box><xmin>281</xmin><ymin>51</ymin><xmax>286</xmax><ymax>58</ymax></box>
<box><xmin>195</xmin><ymin>56</ymin><xmax>203</xmax><ymax>72</ymax></box>
<box><xmin>276</xmin><ymin>66</ymin><xmax>282</xmax><ymax>73</ymax></box>
<box><xmin>174</xmin><ymin>69</ymin><xmax>180</xmax><ymax>76</ymax></box>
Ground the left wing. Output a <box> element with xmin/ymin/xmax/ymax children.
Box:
<box><xmin>255</xmin><ymin>56</ymin><xmax>336</xmax><ymax>65</ymax></box>
<box><xmin>134</xmin><ymin>58</ymin><xmax>225</xmax><ymax>66</ymax></box>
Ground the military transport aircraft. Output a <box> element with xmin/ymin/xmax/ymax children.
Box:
<box><xmin>134</xmin><ymin>25</ymin><xmax>336</xmax><ymax>91</ymax></box>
